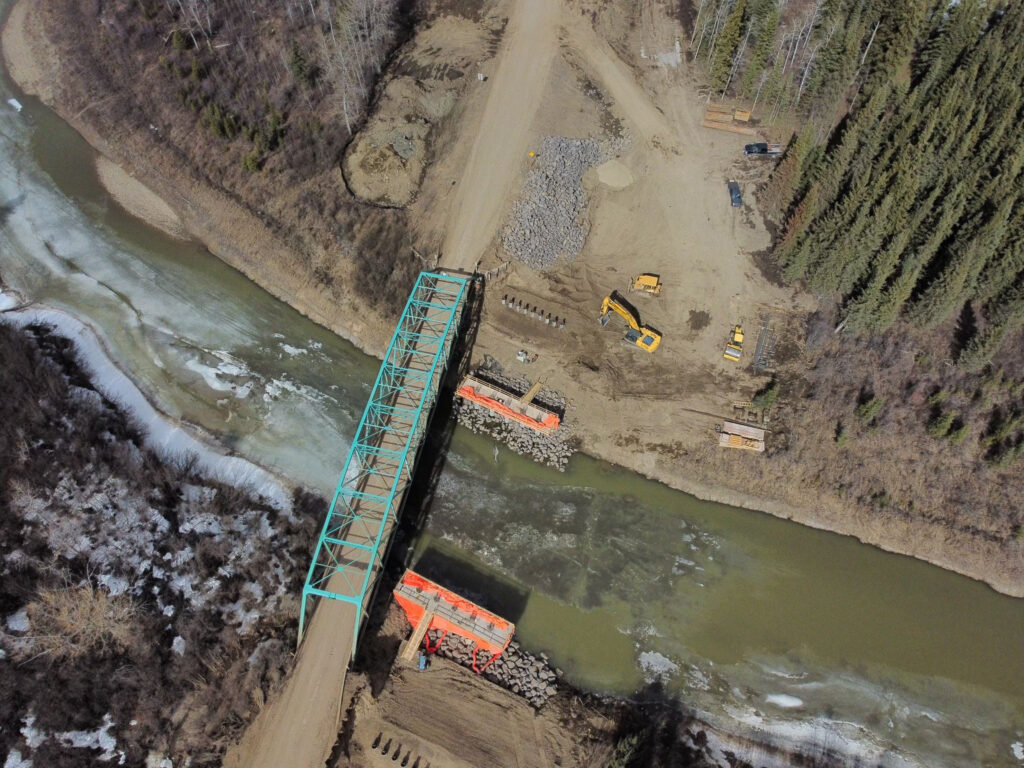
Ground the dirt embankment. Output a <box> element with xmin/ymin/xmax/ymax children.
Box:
<box><xmin>2</xmin><ymin>0</ymin><xmax>404</xmax><ymax>357</ymax></box>
<box><xmin>4</xmin><ymin>0</ymin><xmax>1021</xmax><ymax>597</ymax></box>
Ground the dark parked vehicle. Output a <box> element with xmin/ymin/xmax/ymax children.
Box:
<box><xmin>728</xmin><ymin>180</ymin><xmax>742</xmax><ymax>207</ymax></box>
<box><xmin>744</xmin><ymin>142</ymin><xmax>783</xmax><ymax>156</ymax></box>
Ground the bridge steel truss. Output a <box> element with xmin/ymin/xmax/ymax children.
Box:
<box><xmin>299</xmin><ymin>271</ymin><xmax>471</xmax><ymax>649</ymax></box>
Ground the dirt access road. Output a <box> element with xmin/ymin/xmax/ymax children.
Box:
<box><xmin>222</xmin><ymin>597</ymin><xmax>356</xmax><ymax>768</ymax></box>
<box><xmin>440</xmin><ymin>0</ymin><xmax>560</xmax><ymax>270</ymax></box>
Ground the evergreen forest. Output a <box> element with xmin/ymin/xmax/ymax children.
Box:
<box><xmin>696</xmin><ymin>0</ymin><xmax>1024</xmax><ymax>369</ymax></box>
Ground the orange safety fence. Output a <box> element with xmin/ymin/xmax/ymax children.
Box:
<box><xmin>455</xmin><ymin>384</ymin><xmax>561</xmax><ymax>432</ymax></box>
<box><xmin>393</xmin><ymin>570</ymin><xmax>514</xmax><ymax>657</ymax></box>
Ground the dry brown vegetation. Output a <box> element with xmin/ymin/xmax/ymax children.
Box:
<box><xmin>23</xmin><ymin>583</ymin><xmax>138</xmax><ymax>662</ymax></box>
<box><xmin>36</xmin><ymin>0</ymin><xmax>428</xmax><ymax>313</ymax></box>
<box><xmin>0</xmin><ymin>321</ymin><xmax>323</xmax><ymax>766</ymax></box>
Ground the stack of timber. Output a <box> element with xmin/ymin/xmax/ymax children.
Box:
<box><xmin>718</xmin><ymin>421</ymin><xmax>766</xmax><ymax>452</ymax></box>
<box><xmin>702</xmin><ymin>104</ymin><xmax>757</xmax><ymax>135</ymax></box>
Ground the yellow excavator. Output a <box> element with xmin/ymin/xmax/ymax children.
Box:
<box><xmin>599</xmin><ymin>291</ymin><xmax>662</xmax><ymax>352</ymax></box>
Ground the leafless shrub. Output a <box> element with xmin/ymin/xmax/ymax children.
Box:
<box><xmin>24</xmin><ymin>583</ymin><xmax>138</xmax><ymax>661</ymax></box>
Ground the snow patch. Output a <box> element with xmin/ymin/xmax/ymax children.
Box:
<box><xmin>6</xmin><ymin>609</ymin><xmax>29</xmax><ymax>633</ymax></box>
<box><xmin>172</xmin><ymin>636</ymin><xmax>186</xmax><ymax>655</ymax></box>
<box><xmin>96</xmin><ymin>573</ymin><xmax>131</xmax><ymax>596</ymax></box>
<box><xmin>1011</xmin><ymin>741</ymin><xmax>1024</xmax><ymax>761</ymax></box>
<box><xmin>3</xmin><ymin>750</ymin><xmax>31</xmax><ymax>768</ymax></box>
<box><xmin>20</xmin><ymin>714</ymin><xmax>45</xmax><ymax>749</ymax></box>
<box><xmin>57</xmin><ymin>713</ymin><xmax>120</xmax><ymax>761</ymax></box>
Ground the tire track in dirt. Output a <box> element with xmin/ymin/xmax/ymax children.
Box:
<box><xmin>564</xmin><ymin>18</ymin><xmax>678</xmax><ymax>150</ymax></box>
<box><xmin>440</xmin><ymin>0</ymin><xmax>560</xmax><ymax>269</ymax></box>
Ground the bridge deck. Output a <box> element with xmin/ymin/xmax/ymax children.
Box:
<box><xmin>224</xmin><ymin>272</ymin><xmax>469</xmax><ymax>768</ymax></box>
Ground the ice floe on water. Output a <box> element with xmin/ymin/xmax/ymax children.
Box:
<box><xmin>765</xmin><ymin>693</ymin><xmax>804</xmax><ymax>709</ymax></box>
<box><xmin>638</xmin><ymin>650</ymin><xmax>680</xmax><ymax>682</ymax></box>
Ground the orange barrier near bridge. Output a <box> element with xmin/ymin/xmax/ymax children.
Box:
<box><xmin>455</xmin><ymin>375</ymin><xmax>561</xmax><ymax>432</ymax></box>
<box><xmin>394</xmin><ymin>570</ymin><xmax>515</xmax><ymax>671</ymax></box>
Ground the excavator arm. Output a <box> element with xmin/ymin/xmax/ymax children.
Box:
<box><xmin>599</xmin><ymin>292</ymin><xmax>642</xmax><ymax>331</ymax></box>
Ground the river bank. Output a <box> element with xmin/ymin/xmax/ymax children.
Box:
<box><xmin>95</xmin><ymin>155</ymin><xmax>189</xmax><ymax>240</ymax></box>
<box><xmin>3</xmin><ymin>0</ymin><xmax>1021</xmax><ymax>600</ymax></box>
<box><xmin>0</xmin><ymin>286</ymin><xmax>294</xmax><ymax>508</ymax></box>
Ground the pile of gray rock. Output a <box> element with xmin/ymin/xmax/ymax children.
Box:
<box><xmin>502</xmin><ymin>136</ymin><xmax>602</xmax><ymax>269</ymax></box>
<box><xmin>427</xmin><ymin>630</ymin><xmax>560</xmax><ymax>708</ymax></box>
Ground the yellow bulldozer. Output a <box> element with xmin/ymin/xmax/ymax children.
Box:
<box><xmin>628</xmin><ymin>273</ymin><xmax>662</xmax><ymax>297</ymax></box>
<box><xmin>723</xmin><ymin>325</ymin><xmax>743</xmax><ymax>362</ymax></box>
<box><xmin>599</xmin><ymin>291</ymin><xmax>662</xmax><ymax>352</ymax></box>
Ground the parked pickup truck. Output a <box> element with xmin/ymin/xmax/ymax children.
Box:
<box><xmin>744</xmin><ymin>142</ymin><xmax>783</xmax><ymax>156</ymax></box>
<box><xmin>727</xmin><ymin>180</ymin><xmax>742</xmax><ymax>207</ymax></box>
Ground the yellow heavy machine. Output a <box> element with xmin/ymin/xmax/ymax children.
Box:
<box><xmin>599</xmin><ymin>291</ymin><xmax>662</xmax><ymax>352</ymax></box>
<box><xmin>723</xmin><ymin>325</ymin><xmax>743</xmax><ymax>362</ymax></box>
<box><xmin>628</xmin><ymin>273</ymin><xmax>662</xmax><ymax>297</ymax></box>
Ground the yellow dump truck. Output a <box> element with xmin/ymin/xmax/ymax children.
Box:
<box><xmin>599</xmin><ymin>292</ymin><xmax>662</xmax><ymax>352</ymax></box>
<box><xmin>723</xmin><ymin>325</ymin><xmax>743</xmax><ymax>362</ymax></box>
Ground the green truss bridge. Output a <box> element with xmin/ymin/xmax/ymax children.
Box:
<box><xmin>300</xmin><ymin>269</ymin><xmax>472</xmax><ymax>646</ymax></box>
<box><xmin>228</xmin><ymin>271</ymin><xmax>473</xmax><ymax>768</ymax></box>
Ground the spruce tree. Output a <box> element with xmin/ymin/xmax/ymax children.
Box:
<box><xmin>760</xmin><ymin>122</ymin><xmax>816</xmax><ymax>225</ymax></box>
<box><xmin>710</xmin><ymin>0</ymin><xmax>748</xmax><ymax>92</ymax></box>
<box><xmin>742</xmin><ymin>0</ymin><xmax>780</xmax><ymax>97</ymax></box>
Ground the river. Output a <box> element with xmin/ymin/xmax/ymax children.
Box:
<box><xmin>0</xmin><ymin>38</ymin><xmax>1022</xmax><ymax>768</ymax></box>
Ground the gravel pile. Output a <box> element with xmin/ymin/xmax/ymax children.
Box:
<box><xmin>502</xmin><ymin>136</ymin><xmax>602</xmax><ymax>269</ymax></box>
<box><xmin>427</xmin><ymin>631</ymin><xmax>560</xmax><ymax>708</ymax></box>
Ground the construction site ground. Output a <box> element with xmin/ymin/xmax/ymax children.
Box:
<box><xmin>413</xmin><ymin>0</ymin><xmax>814</xmax><ymax>477</ymax></box>
<box><xmin>334</xmin><ymin>605</ymin><xmax>614</xmax><ymax>768</ymax></box>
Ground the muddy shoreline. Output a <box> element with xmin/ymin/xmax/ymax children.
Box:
<box><xmin>3</xmin><ymin>0</ymin><xmax>1021</xmax><ymax>598</ymax></box>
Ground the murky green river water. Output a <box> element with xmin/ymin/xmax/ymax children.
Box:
<box><xmin>1</xmin><ymin>18</ymin><xmax>1022</xmax><ymax>765</ymax></box>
